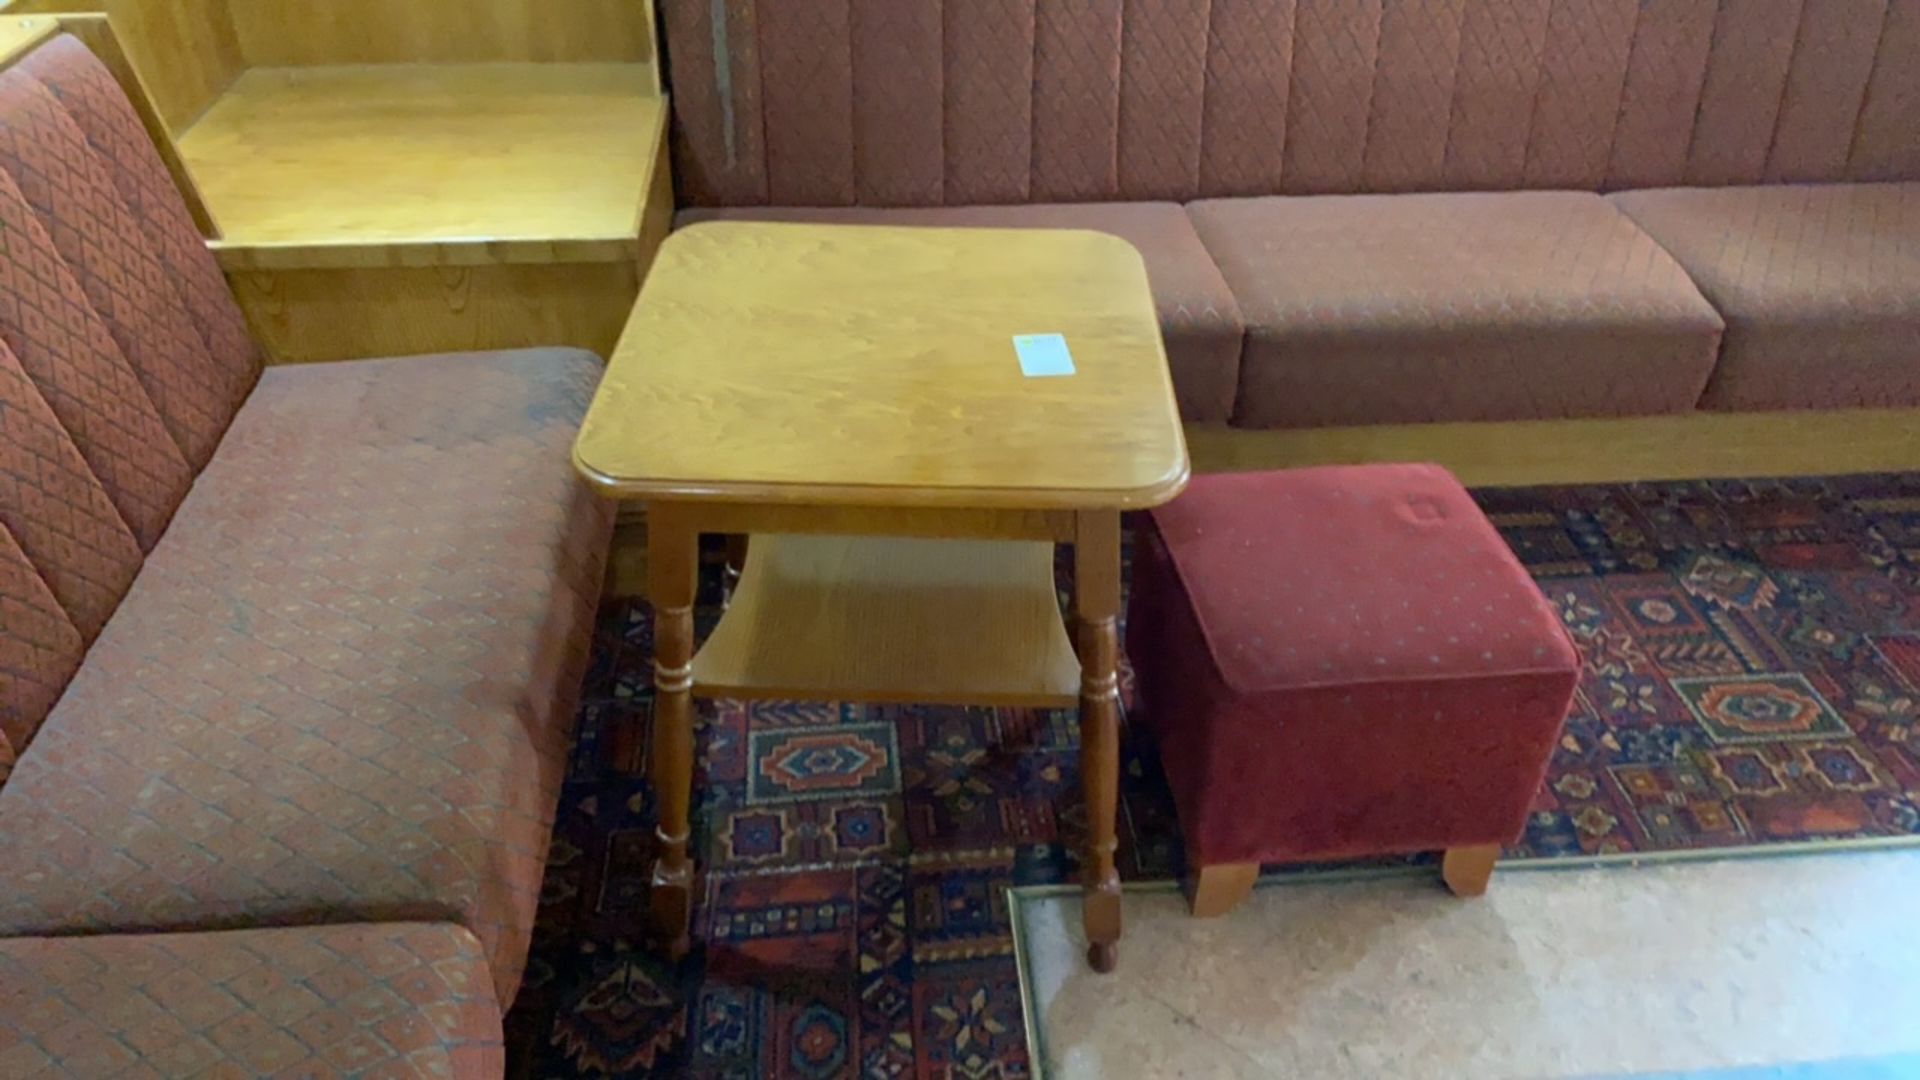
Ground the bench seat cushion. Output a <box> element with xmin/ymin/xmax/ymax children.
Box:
<box><xmin>1187</xmin><ymin>192</ymin><xmax>1726</xmax><ymax>428</ymax></box>
<box><xmin>0</xmin><ymin>923</ymin><xmax>501</xmax><ymax>1077</ymax></box>
<box><xmin>0</xmin><ymin>348</ymin><xmax>612</xmax><ymax>1008</ymax></box>
<box><xmin>675</xmin><ymin>202</ymin><xmax>1247</xmax><ymax>423</ymax></box>
<box><xmin>1610</xmin><ymin>183</ymin><xmax>1920</xmax><ymax>411</ymax></box>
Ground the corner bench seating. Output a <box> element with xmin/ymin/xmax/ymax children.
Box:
<box><xmin>662</xmin><ymin>0</ymin><xmax>1920</xmax><ymax>429</ymax></box>
<box><xmin>0</xmin><ymin>33</ymin><xmax>611</xmax><ymax>1074</ymax></box>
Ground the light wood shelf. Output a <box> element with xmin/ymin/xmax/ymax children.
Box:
<box><xmin>179</xmin><ymin>61</ymin><xmax>666</xmax><ymax>270</ymax></box>
<box><xmin>692</xmin><ymin>534</ymin><xmax>1081</xmax><ymax>708</ymax></box>
<box><xmin>0</xmin><ymin>13</ymin><xmax>56</xmax><ymax>60</ymax></box>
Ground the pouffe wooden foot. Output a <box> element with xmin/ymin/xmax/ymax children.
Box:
<box><xmin>1189</xmin><ymin>862</ymin><xmax>1259</xmax><ymax>917</ymax></box>
<box><xmin>1441</xmin><ymin>843</ymin><xmax>1500</xmax><ymax>897</ymax></box>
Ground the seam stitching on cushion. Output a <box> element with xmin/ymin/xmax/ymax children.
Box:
<box><xmin>1842</xmin><ymin>0</ymin><xmax>1896</xmax><ymax>179</ymax></box>
<box><xmin>1762</xmin><ymin>0</ymin><xmax>1814</xmax><ymax>181</ymax></box>
<box><xmin>1195</xmin><ymin>0</ymin><xmax>1214</xmax><ymax>194</ymax></box>
<box><xmin>1026</xmin><ymin>0</ymin><xmax>1040</xmax><ymax>202</ymax></box>
<box><xmin>1357</xmin><ymin>0</ymin><xmax>1392</xmax><ymax>186</ymax></box>
<box><xmin>1113</xmin><ymin>1</ymin><xmax>1124</xmax><ymax>196</ymax></box>
<box><xmin>1438</xmin><ymin>0</ymin><xmax>1471</xmax><ymax>185</ymax></box>
<box><xmin>1362</xmin><ymin>0</ymin><xmax>1387</xmax><ymax>191</ymax></box>
<box><xmin>1682</xmin><ymin>0</ymin><xmax>1732</xmax><ymax>183</ymax></box>
<box><xmin>1191</xmin><ymin>0</ymin><xmax>1213</xmax><ymax>195</ymax></box>
<box><xmin>843</xmin><ymin>0</ymin><xmax>857</xmax><ymax>204</ymax></box>
<box><xmin>1518</xmin><ymin>0</ymin><xmax>1561</xmax><ymax>187</ymax></box>
<box><xmin>710</xmin><ymin>0</ymin><xmax>735</xmax><ymax>168</ymax></box>
<box><xmin>26</xmin><ymin>65</ymin><xmax>243</xmax><ymax>462</ymax></box>
<box><xmin>0</xmin><ymin>518</ymin><xmax>84</xmax><ymax>651</ymax></box>
<box><xmin>750</xmin><ymin>0</ymin><xmax>770</xmax><ymax>204</ymax></box>
<box><xmin>1598</xmin><ymin>0</ymin><xmax>1644</xmax><ymax>192</ymax></box>
<box><xmin>935</xmin><ymin>0</ymin><xmax>947</xmax><ymax>201</ymax></box>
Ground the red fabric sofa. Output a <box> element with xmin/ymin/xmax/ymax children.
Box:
<box><xmin>0</xmin><ymin>36</ymin><xmax>612</xmax><ymax>1074</ymax></box>
<box><xmin>660</xmin><ymin>0</ymin><xmax>1920</xmax><ymax>427</ymax></box>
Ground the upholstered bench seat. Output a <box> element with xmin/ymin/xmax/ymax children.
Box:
<box><xmin>0</xmin><ymin>350</ymin><xmax>610</xmax><ymax>1008</ymax></box>
<box><xmin>1185</xmin><ymin>192</ymin><xmax>1728</xmax><ymax>428</ymax></box>
<box><xmin>675</xmin><ymin>202</ymin><xmax>1246</xmax><ymax>423</ymax></box>
<box><xmin>1611</xmin><ymin>183</ymin><xmax>1920</xmax><ymax>412</ymax></box>
<box><xmin>0</xmin><ymin>923</ymin><xmax>502</xmax><ymax>1076</ymax></box>
<box><xmin>1127</xmin><ymin>464</ymin><xmax>1580</xmax><ymax>913</ymax></box>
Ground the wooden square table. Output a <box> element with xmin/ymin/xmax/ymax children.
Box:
<box><xmin>572</xmin><ymin>221</ymin><xmax>1188</xmax><ymax>971</ymax></box>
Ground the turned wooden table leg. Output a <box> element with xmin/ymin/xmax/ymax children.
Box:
<box><xmin>647</xmin><ymin>504</ymin><xmax>699</xmax><ymax>958</ymax></box>
<box><xmin>1075</xmin><ymin>511</ymin><xmax>1124</xmax><ymax>972</ymax></box>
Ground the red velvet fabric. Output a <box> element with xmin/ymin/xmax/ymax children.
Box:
<box><xmin>1127</xmin><ymin>465</ymin><xmax>1580</xmax><ymax>866</ymax></box>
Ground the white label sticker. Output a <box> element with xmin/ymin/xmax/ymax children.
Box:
<box><xmin>1013</xmin><ymin>333</ymin><xmax>1076</xmax><ymax>378</ymax></box>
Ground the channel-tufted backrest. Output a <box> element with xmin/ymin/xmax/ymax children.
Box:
<box><xmin>0</xmin><ymin>34</ymin><xmax>262</xmax><ymax>765</ymax></box>
<box><xmin>663</xmin><ymin>0</ymin><xmax>1920</xmax><ymax>207</ymax></box>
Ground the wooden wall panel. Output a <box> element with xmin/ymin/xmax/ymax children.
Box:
<box><xmin>224</xmin><ymin>0</ymin><xmax>656</xmax><ymax>67</ymax></box>
<box><xmin>1186</xmin><ymin>410</ymin><xmax>1920</xmax><ymax>488</ymax></box>
<box><xmin>227</xmin><ymin>261</ymin><xmax>639</xmax><ymax>366</ymax></box>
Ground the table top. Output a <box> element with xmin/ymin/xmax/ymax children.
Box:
<box><xmin>572</xmin><ymin>222</ymin><xmax>1188</xmax><ymax>510</ymax></box>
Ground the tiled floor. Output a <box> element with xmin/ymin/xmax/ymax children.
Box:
<box><xmin>1016</xmin><ymin>848</ymin><xmax>1920</xmax><ymax>1079</ymax></box>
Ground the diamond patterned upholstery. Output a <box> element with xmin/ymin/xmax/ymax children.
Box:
<box><xmin>15</xmin><ymin>36</ymin><xmax>260</xmax><ymax>421</ymax></box>
<box><xmin>0</xmin><ymin>337</ymin><xmax>142</xmax><ymax>643</ymax></box>
<box><xmin>939</xmin><ymin>0</ymin><xmax>1035</xmax><ymax>205</ymax></box>
<box><xmin>0</xmin><ymin>522</ymin><xmax>81</xmax><ymax>771</ymax></box>
<box><xmin>1611</xmin><ymin>183</ymin><xmax>1920</xmax><ymax>411</ymax></box>
<box><xmin>0</xmin><ymin>349</ymin><xmax>613</xmax><ymax>1007</ymax></box>
<box><xmin>0</xmin><ymin>923</ymin><xmax>503</xmax><ymax>1077</ymax></box>
<box><xmin>1187</xmin><ymin>192</ymin><xmax>1726</xmax><ymax>428</ymax></box>
<box><xmin>662</xmin><ymin>0</ymin><xmax>1920</xmax><ymax>206</ymax></box>
<box><xmin>758</xmin><ymin>0</ymin><xmax>855</xmax><ymax>206</ymax></box>
<box><xmin>675</xmin><ymin>202</ymin><xmax>1245</xmax><ymax>422</ymax></box>
<box><xmin>1030</xmin><ymin>0</ymin><xmax>1122</xmax><ymax>203</ymax></box>
<box><xmin>0</xmin><ymin>66</ymin><xmax>241</xmax><ymax>471</ymax></box>
<box><xmin>0</xmin><ymin>163</ymin><xmax>189</xmax><ymax>551</ymax></box>
<box><xmin>1196</xmin><ymin>0</ymin><xmax>1294</xmax><ymax>198</ymax></box>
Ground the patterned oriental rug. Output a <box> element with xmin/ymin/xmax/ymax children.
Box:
<box><xmin>506</xmin><ymin>474</ymin><xmax>1920</xmax><ymax>1078</ymax></box>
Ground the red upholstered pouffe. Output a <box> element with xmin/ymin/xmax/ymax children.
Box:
<box><xmin>1126</xmin><ymin>464</ymin><xmax>1579</xmax><ymax>913</ymax></box>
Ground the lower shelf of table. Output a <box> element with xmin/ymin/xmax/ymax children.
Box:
<box><xmin>691</xmin><ymin>534</ymin><xmax>1081</xmax><ymax>707</ymax></box>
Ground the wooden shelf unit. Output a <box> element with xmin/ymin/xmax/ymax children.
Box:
<box><xmin>183</xmin><ymin>62</ymin><xmax>665</xmax><ymax>270</ymax></box>
<box><xmin>0</xmin><ymin>0</ymin><xmax>671</xmax><ymax>364</ymax></box>
<box><xmin>692</xmin><ymin>534</ymin><xmax>1082</xmax><ymax>708</ymax></box>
